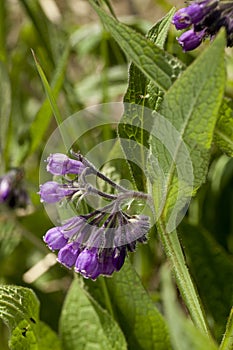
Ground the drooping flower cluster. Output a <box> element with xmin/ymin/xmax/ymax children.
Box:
<box><xmin>39</xmin><ymin>153</ymin><xmax>150</xmax><ymax>280</ymax></box>
<box><xmin>0</xmin><ymin>168</ymin><xmax>29</xmax><ymax>209</ymax></box>
<box><xmin>172</xmin><ymin>0</ymin><xmax>233</xmax><ymax>51</ymax></box>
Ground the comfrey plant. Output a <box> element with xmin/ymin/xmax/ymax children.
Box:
<box><xmin>172</xmin><ymin>0</ymin><xmax>233</xmax><ymax>50</ymax></box>
<box><xmin>39</xmin><ymin>153</ymin><xmax>150</xmax><ymax>280</ymax></box>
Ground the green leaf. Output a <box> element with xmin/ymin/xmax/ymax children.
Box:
<box><xmin>0</xmin><ymin>61</ymin><xmax>11</xmax><ymax>169</ymax></box>
<box><xmin>88</xmin><ymin>0</ymin><xmax>183</xmax><ymax>91</ymax></box>
<box><xmin>214</xmin><ymin>98</ymin><xmax>233</xmax><ymax>157</ymax></box>
<box><xmin>59</xmin><ymin>278</ymin><xmax>127</xmax><ymax>350</ymax></box>
<box><xmin>19</xmin><ymin>0</ymin><xmax>56</xmax><ymax>65</ymax></box>
<box><xmin>0</xmin><ymin>219</ymin><xmax>21</xmax><ymax>262</ymax></box>
<box><xmin>161</xmin><ymin>264</ymin><xmax>218</xmax><ymax>350</ymax></box>
<box><xmin>0</xmin><ymin>285</ymin><xmax>61</xmax><ymax>350</ymax></box>
<box><xmin>118</xmin><ymin>8</ymin><xmax>183</xmax><ymax>190</ymax></box>
<box><xmin>29</xmin><ymin>45</ymin><xmax>69</xmax><ymax>154</ymax></box>
<box><xmin>150</xmin><ymin>31</ymin><xmax>226</xmax><ymax>230</ymax></box>
<box><xmin>105</xmin><ymin>260</ymin><xmax>172</xmax><ymax>350</ymax></box>
<box><xmin>179</xmin><ymin>222</ymin><xmax>233</xmax><ymax>341</ymax></box>
<box><xmin>220</xmin><ymin>308</ymin><xmax>233</xmax><ymax>350</ymax></box>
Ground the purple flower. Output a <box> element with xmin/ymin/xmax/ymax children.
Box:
<box><xmin>177</xmin><ymin>29</ymin><xmax>206</xmax><ymax>51</ymax></box>
<box><xmin>57</xmin><ymin>242</ymin><xmax>81</xmax><ymax>268</ymax></box>
<box><xmin>75</xmin><ymin>248</ymin><xmax>101</xmax><ymax>279</ymax></box>
<box><xmin>0</xmin><ymin>169</ymin><xmax>29</xmax><ymax>209</ymax></box>
<box><xmin>43</xmin><ymin>226</ymin><xmax>68</xmax><ymax>250</ymax></box>
<box><xmin>39</xmin><ymin>181</ymin><xmax>76</xmax><ymax>203</ymax></box>
<box><xmin>173</xmin><ymin>0</ymin><xmax>233</xmax><ymax>50</ymax></box>
<box><xmin>172</xmin><ymin>4</ymin><xmax>206</xmax><ymax>30</ymax></box>
<box><xmin>40</xmin><ymin>151</ymin><xmax>151</xmax><ymax>280</ymax></box>
<box><xmin>46</xmin><ymin>153</ymin><xmax>85</xmax><ymax>176</ymax></box>
<box><xmin>42</xmin><ymin>210</ymin><xmax>150</xmax><ymax>279</ymax></box>
<box><xmin>0</xmin><ymin>177</ymin><xmax>11</xmax><ymax>202</ymax></box>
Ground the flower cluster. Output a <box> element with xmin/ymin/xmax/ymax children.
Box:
<box><xmin>39</xmin><ymin>153</ymin><xmax>150</xmax><ymax>280</ymax></box>
<box><xmin>0</xmin><ymin>168</ymin><xmax>29</xmax><ymax>209</ymax></box>
<box><xmin>172</xmin><ymin>0</ymin><xmax>233</xmax><ymax>51</ymax></box>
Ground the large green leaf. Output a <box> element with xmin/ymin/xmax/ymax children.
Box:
<box><xmin>105</xmin><ymin>260</ymin><xmax>172</xmax><ymax>350</ymax></box>
<box><xmin>161</xmin><ymin>264</ymin><xmax>218</xmax><ymax>350</ymax></box>
<box><xmin>214</xmin><ymin>98</ymin><xmax>233</xmax><ymax>157</ymax></box>
<box><xmin>118</xmin><ymin>9</ymin><xmax>183</xmax><ymax>191</ymax></box>
<box><xmin>0</xmin><ymin>285</ymin><xmax>61</xmax><ymax>350</ymax></box>
<box><xmin>88</xmin><ymin>0</ymin><xmax>183</xmax><ymax>91</ymax></box>
<box><xmin>59</xmin><ymin>278</ymin><xmax>127</xmax><ymax>350</ymax></box>
<box><xmin>150</xmin><ymin>31</ymin><xmax>225</xmax><ymax>231</ymax></box>
<box><xmin>179</xmin><ymin>222</ymin><xmax>233</xmax><ymax>341</ymax></box>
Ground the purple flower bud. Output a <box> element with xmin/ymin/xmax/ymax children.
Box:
<box><xmin>172</xmin><ymin>4</ymin><xmax>204</xmax><ymax>29</ymax></box>
<box><xmin>177</xmin><ymin>29</ymin><xmax>205</xmax><ymax>51</ymax></box>
<box><xmin>46</xmin><ymin>153</ymin><xmax>85</xmax><ymax>175</ymax></box>
<box><xmin>57</xmin><ymin>242</ymin><xmax>80</xmax><ymax>268</ymax></box>
<box><xmin>43</xmin><ymin>227</ymin><xmax>68</xmax><ymax>250</ymax></box>
<box><xmin>75</xmin><ymin>248</ymin><xmax>101</xmax><ymax>280</ymax></box>
<box><xmin>39</xmin><ymin>181</ymin><xmax>76</xmax><ymax>203</ymax></box>
<box><xmin>172</xmin><ymin>0</ymin><xmax>218</xmax><ymax>30</ymax></box>
<box><xmin>0</xmin><ymin>177</ymin><xmax>11</xmax><ymax>202</ymax></box>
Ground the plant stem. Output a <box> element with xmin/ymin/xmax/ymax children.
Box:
<box><xmin>157</xmin><ymin>219</ymin><xmax>211</xmax><ymax>336</ymax></box>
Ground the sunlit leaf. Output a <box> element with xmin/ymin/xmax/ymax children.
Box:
<box><xmin>59</xmin><ymin>278</ymin><xmax>127</xmax><ymax>350</ymax></box>
<box><xmin>105</xmin><ymin>260</ymin><xmax>172</xmax><ymax>350</ymax></box>
<box><xmin>150</xmin><ymin>31</ymin><xmax>225</xmax><ymax>230</ymax></box>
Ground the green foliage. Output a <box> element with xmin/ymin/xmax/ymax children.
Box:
<box><xmin>59</xmin><ymin>278</ymin><xmax>127</xmax><ymax>350</ymax></box>
<box><xmin>151</xmin><ymin>31</ymin><xmax>225</xmax><ymax>229</ymax></box>
<box><xmin>179</xmin><ymin>222</ymin><xmax>233</xmax><ymax>341</ymax></box>
<box><xmin>88</xmin><ymin>0</ymin><xmax>183</xmax><ymax>91</ymax></box>
<box><xmin>0</xmin><ymin>1</ymin><xmax>233</xmax><ymax>349</ymax></box>
<box><xmin>0</xmin><ymin>61</ymin><xmax>11</xmax><ymax>169</ymax></box>
<box><xmin>0</xmin><ymin>285</ymin><xmax>61</xmax><ymax>350</ymax></box>
<box><xmin>161</xmin><ymin>265</ymin><xmax>218</xmax><ymax>350</ymax></box>
<box><xmin>105</xmin><ymin>260</ymin><xmax>171</xmax><ymax>350</ymax></box>
<box><xmin>220</xmin><ymin>309</ymin><xmax>233</xmax><ymax>350</ymax></box>
<box><xmin>214</xmin><ymin>98</ymin><xmax>233</xmax><ymax>157</ymax></box>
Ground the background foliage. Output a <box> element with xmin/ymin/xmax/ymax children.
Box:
<box><xmin>0</xmin><ymin>0</ymin><xmax>233</xmax><ymax>349</ymax></box>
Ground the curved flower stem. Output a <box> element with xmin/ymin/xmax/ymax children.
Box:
<box><xmin>157</xmin><ymin>219</ymin><xmax>211</xmax><ymax>337</ymax></box>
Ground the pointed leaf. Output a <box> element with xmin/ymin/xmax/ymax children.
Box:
<box><xmin>59</xmin><ymin>278</ymin><xmax>127</xmax><ymax>350</ymax></box>
<box><xmin>88</xmin><ymin>0</ymin><xmax>184</xmax><ymax>91</ymax></box>
<box><xmin>118</xmin><ymin>9</ymin><xmax>183</xmax><ymax>190</ymax></box>
<box><xmin>150</xmin><ymin>31</ymin><xmax>225</xmax><ymax>230</ymax></box>
<box><xmin>105</xmin><ymin>260</ymin><xmax>172</xmax><ymax>350</ymax></box>
<box><xmin>29</xmin><ymin>45</ymin><xmax>69</xmax><ymax>154</ymax></box>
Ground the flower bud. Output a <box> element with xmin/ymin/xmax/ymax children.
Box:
<box><xmin>177</xmin><ymin>29</ymin><xmax>205</xmax><ymax>51</ymax></box>
<box><xmin>39</xmin><ymin>181</ymin><xmax>76</xmax><ymax>203</ymax></box>
<box><xmin>46</xmin><ymin>153</ymin><xmax>85</xmax><ymax>176</ymax></box>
